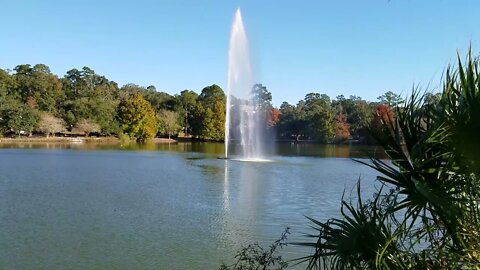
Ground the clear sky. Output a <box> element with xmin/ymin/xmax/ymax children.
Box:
<box><xmin>1</xmin><ymin>0</ymin><xmax>479</xmax><ymax>106</ymax></box>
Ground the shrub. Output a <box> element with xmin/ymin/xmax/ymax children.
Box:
<box><xmin>219</xmin><ymin>228</ymin><xmax>290</xmax><ymax>270</ymax></box>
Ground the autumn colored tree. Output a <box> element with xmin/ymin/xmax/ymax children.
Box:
<box><xmin>370</xmin><ymin>104</ymin><xmax>395</xmax><ymax>141</ymax></box>
<box><xmin>117</xmin><ymin>94</ymin><xmax>157</xmax><ymax>142</ymax></box>
<box><xmin>267</xmin><ymin>107</ymin><xmax>281</xmax><ymax>128</ymax></box>
<box><xmin>333</xmin><ymin>95</ymin><xmax>374</xmax><ymax>138</ymax></box>
<box><xmin>334</xmin><ymin>113</ymin><xmax>351</xmax><ymax>142</ymax></box>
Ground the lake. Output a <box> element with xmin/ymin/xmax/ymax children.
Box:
<box><xmin>0</xmin><ymin>142</ymin><xmax>385</xmax><ymax>269</ymax></box>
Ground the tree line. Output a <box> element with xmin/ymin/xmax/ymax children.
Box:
<box><xmin>1</xmin><ymin>63</ymin><xmax>431</xmax><ymax>143</ymax></box>
<box><xmin>0</xmin><ymin>64</ymin><xmax>226</xmax><ymax>142</ymax></box>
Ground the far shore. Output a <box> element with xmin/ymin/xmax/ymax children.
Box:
<box><xmin>0</xmin><ymin>136</ymin><xmax>178</xmax><ymax>144</ymax></box>
<box><xmin>0</xmin><ymin>136</ymin><xmax>367</xmax><ymax>146</ymax></box>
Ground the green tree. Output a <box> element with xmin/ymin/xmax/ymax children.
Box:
<box><xmin>333</xmin><ymin>95</ymin><xmax>373</xmax><ymax>139</ymax></box>
<box><xmin>377</xmin><ymin>90</ymin><xmax>404</xmax><ymax>107</ymax></box>
<box><xmin>63</xmin><ymin>67</ymin><xmax>117</xmax><ymax>100</ymax></box>
<box><xmin>0</xmin><ymin>69</ymin><xmax>17</xmax><ymax>100</ymax></box>
<box><xmin>200</xmin><ymin>107</ymin><xmax>216</xmax><ymax>139</ymax></box>
<box><xmin>119</xmin><ymin>84</ymin><xmax>174</xmax><ymax>113</ymax></box>
<box><xmin>310</xmin><ymin>108</ymin><xmax>335</xmax><ymax>142</ymax></box>
<box><xmin>251</xmin><ymin>83</ymin><xmax>272</xmax><ymax>110</ymax></box>
<box><xmin>177</xmin><ymin>90</ymin><xmax>198</xmax><ymax>136</ymax></box>
<box><xmin>303</xmin><ymin>93</ymin><xmax>335</xmax><ymax>142</ymax></box>
<box><xmin>193</xmin><ymin>84</ymin><xmax>226</xmax><ymax>140</ymax></box>
<box><xmin>63</xmin><ymin>97</ymin><xmax>119</xmax><ymax>134</ymax></box>
<box><xmin>117</xmin><ymin>83</ymin><xmax>143</xmax><ymax>99</ymax></box>
<box><xmin>278</xmin><ymin>102</ymin><xmax>300</xmax><ymax>140</ymax></box>
<box><xmin>117</xmin><ymin>94</ymin><xmax>157</xmax><ymax>142</ymax></box>
<box><xmin>144</xmin><ymin>87</ymin><xmax>174</xmax><ymax>112</ymax></box>
<box><xmin>157</xmin><ymin>109</ymin><xmax>180</xmax><ymax>139</ymax></box>
<box><xmin>350</xmin><ymin>99</ymin><xmax>373</xmax><ymax>137</ymax></box>
<box><xmin>198</xmin><ymin>84</ymin><xmax>226</xmax><ymax>107</ymax></box>
<box><xmin>251</xmin><ymin>83</ymin><xmax>275</xmax><ymax>131</ymax></box>
<box><xmin>61</xmin><ymin>67</ymin><xmax>119</xmax><ymax>134</ymax></box>
<box><xmin>191</xmin><ymin>101</ymin><xmax>225</xmax><ymax>141</ymax></box>
<box><xmin>12</xmin><ymin>64</ymin><xmax>35</xmax><ymax>98</ymax></box>
<box><xmin>190</xmin><ymin>102</ymin><xmax>206</xmax><ymax>138</ymax></box>
<box><xmin>210</xmin><ymin>100</ymin><xmax>226</xmax><ymax>140</ymax></box>
<box><xmin>0</xmin><ymin>99</ymin><xmax>39</xmax><ymax>136</ymax></box>
<box><xmin>12</xmin><ymin>64</ymin><xmax>64</xmax><ymax>114</ymax></box>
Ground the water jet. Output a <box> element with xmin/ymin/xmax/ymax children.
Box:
<box><xmin>225</xmin><ymin>8</ymin><xmax>269</xmax><ymax>162</ymax></box>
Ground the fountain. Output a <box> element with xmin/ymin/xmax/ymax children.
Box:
<box><xmin>225</xmin><ymin>8</ymin><xmax>268</xmax><ymax>161</ymax></box>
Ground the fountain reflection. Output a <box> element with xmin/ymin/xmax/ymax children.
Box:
<box><xmin>223</xmin><ymin>160</ymin><xmax>230</xmax><ymax>212</ymax></box>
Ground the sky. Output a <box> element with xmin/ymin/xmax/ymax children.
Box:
<box><xmin>1</xmin><ymin>0</ymin><xmax>479</xmax><ymax>106</ymax></box>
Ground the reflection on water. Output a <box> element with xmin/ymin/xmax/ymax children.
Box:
<box><xmin>0</xmin><ymin>141</ymin><xmax>226</xmax><ymax>154</ymax></box>
<box><xmin>275</xmin><ymin>143</ymin><xmax>385</xmax><ymax>158</ymax></box>
<box><xmin>223</xmin><ymin>161</ymin><xmax>230</xmax><ymax>212</ymax></box>
<box><xmin>0</xmin><ymin>144</ymin><xmax>385</xmax><ymax>269</ymax></box>
<box><xmin>0</xmin><ymin>141</ymin><xmax>386</xmax><ymax>158</ymax></box>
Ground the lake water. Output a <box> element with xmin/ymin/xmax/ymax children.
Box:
<box><xmin>0</xmin><ymin>142</ymin><xmax>385</xmax><ymax>269</ymax></box>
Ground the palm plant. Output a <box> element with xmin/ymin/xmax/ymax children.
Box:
<box><xmin>296</xmin><ymin>50</ymin><xmax>480</xmax><ymax>269</ymax></box>
<box><xmin>293</xmin><ymin>183</ymin><xmax>395</xmax><ymax>269</ymax></box>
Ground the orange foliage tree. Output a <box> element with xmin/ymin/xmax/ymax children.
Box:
<box><xmin>334</xmin><ymin>113</ymin><xmax>351</xmax><ymax>142</ymax></box>
<box><xmin>370</xmin><ymin>104</ymin><xmax>395</xmax><ymax>138</ymax></box>
<box><xmin>267</xmin><ymin>107</ymin><xmax>281</xmax><ymax>128</ymax></box>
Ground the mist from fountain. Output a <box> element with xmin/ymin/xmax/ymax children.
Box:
<box><xmin>225</xmin><ymin>8</ymin><xmax>267</xmax><ymax>161</ymax></box>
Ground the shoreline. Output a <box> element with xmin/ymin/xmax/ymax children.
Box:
<box><xmin>0</xmin><ymin>136</ymin><xmax>370</xmax><ymax>146</ymax></box>
<box><xmin>0</xmin><ymin>136</ymin><xmax>178</xmax><ymax>144</ymax></box>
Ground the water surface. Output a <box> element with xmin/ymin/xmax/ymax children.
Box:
<box><xmin>0</xmin><ymin>143</ymin><xmax>384</xmax><ymax>269</ymax></box>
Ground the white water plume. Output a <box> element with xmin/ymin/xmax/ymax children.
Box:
<box><xmin>225</xmin><ymin>8</ymin><xmax>267</xmax><ymax>161</ymax></box>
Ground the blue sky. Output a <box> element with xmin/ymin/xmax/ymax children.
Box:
<box><xmin>1</xmin><ymin>0</ymin><xmax>479</xmax><ymax>106</ymax></box>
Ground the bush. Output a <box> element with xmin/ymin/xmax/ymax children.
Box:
<box><xmin>219</xmin><ymin>228</ymin><xmax>290</xmax><ymax>270</ymax></box>
<box><xmin>118</xmin><ymin>133</ymin><xmax>131</xmax><ymax>143</ymax></box>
